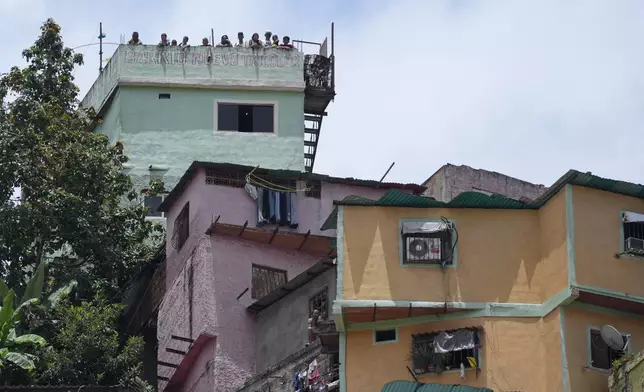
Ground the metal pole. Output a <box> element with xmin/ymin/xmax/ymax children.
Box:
<box><xmin>331</xmin><ymin>22</ymin><xmax>335</xmax><ymax>92</ymax></box>
<box><xmin>211</xmin><ymin>28</ymin><xmax>215</xmax><ymax>46</ymax></box>
<box><xmin>99</xmin><ymin>22</ymin><xmax>104</xmax><ymax>73</ymax></box>
<box><xmin>377</xmin><ymin>162</ymin><xmax>395</xmax><ymax>187</ymax></box>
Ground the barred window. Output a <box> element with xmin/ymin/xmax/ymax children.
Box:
<box><xmin>309</xmin><ymin>286</ymin><xmax>328</xmax><ymax>319</ymax></box>
<box><xmin>412</xmin><ymin>328</ymin><xmax>480</xmax><ymax>375</ymax></box>
<box><xmin>251</xmin><ymin>264</ymin><xmax>287</xmax><ymax>299</ymax></box>
<box><xmin>305</xmin><ymin>180</ymin><xmax>322</xmax><ymax>199</ymax></box>
<box><xmin>205</xmin><ymin>170</ymin><xmax>245</xmax><ymax>188</ymax></box>
<box><xmin>171</xmin><ymin>202</ymin><xmax>189</xmax><ymax>250</ymax></box>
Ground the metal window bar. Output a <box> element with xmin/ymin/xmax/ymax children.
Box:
<box><xmin>305</xmin><ymin>180</ymin><xmax>322</xmax><ymax>198</ymax></box>
<box><xmin>624</xmin><ymin>221</ymin><xmax>644</xmax><ymax>255</ymax></box>
<box><xmin>402</xmin><ymin>231</ymin><xmax>453</xmax><ymax>265</ymax></box>
<box><xmin>205</xmin><ymin>170</ymin><xmax>245</xmax><ymax>188</ymax></box>
<box><xmin>411</xmin><ymin>330</ymin><xmax>479</xmax><ymax>375</ymax></box>
<box><xmin>309</xmin><ymin>287</ymin><xmax>328</xmax><ymax>319</ymax></box>
<box><xmin>251</xmin><ymin>264</ymin><xmax>287</xmax><ymax>299</ymax></box>
<box><xmin>171</xmin><ymin>202</ymin><xmax>190</xmax><ymax>250</ymax></box>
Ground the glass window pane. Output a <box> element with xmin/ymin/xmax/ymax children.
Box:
<box><xmin>252</xmin><ymin>105</ymin><xmax>274</xmax><ymax>133</ymax></box>
<box><xmin>144</xmin><ymin>195</ymin><xmax>163</xmax><ymax>217</ymax></box>
<box><xmin>218</xmin><ymin>104</ymin><xmax>238</xmax><ymax>131</ymax></box>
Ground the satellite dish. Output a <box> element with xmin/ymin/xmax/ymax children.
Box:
<box><xmin>600</xmin><ymin>325</ymin><xmax>626</xmax><ymax>351</ymax></box>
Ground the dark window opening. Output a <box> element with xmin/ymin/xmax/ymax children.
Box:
<box><xmin>309</xmin><ymin>287</ymin><xmax>328</xmax><ymax>320</ymax></box>
<box><xmin>158</xmin><ymin>93</ymin><xmax>171</xmax><ymax>99</ymax></box>
<box><xmin>375</xmin><ymin>329</ymin><xmax>397</xmax><ymax>343</ymax></box>
<box><xmin>251</xmin><ymin>264</ymin><xmax>287</xmax><ymax>299</ymax></box>
<box><xmin>217</xmin><ymin>103</ymin><xmax>274</xmax><ymax>133</ymax></box>
<box><xmin>623</xmin><ymin>218</ymin><xmax>644</xmax><ymax>256</ymax></box>
<box><xmin>402</xmin><ymin>231</ymin><xmax>454</xmax><ymax>265</ymax></box>
<box><xmin>144</xmin><ymin>195</ymin><xmax>163</xmax><ymax>217</ymax></box>
<box><xmin>590</xmin><ymin>329</ymin><xmax>628</xmax><ymax>370</ymax></box>
<box><xmin>171</xmin><ymin>202</ymin><xmax>189</xmax><ymax>250</ymax></box>
<box><xmin>412</xmin><ymin>328</ymin><xmax>480</xmax><ymax>375</ymax></box>
<box><xmin>305</xmin><ymin>180</ymin><xmax>322</xmax><ymax>199</ymax></box>
<box><xmin>205</xmin><ymin>170</ymin><xmax>246</xmax><ymax>188</ymax></box>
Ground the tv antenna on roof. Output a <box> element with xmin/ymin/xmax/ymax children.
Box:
<box><xmin>600</xmin><ymin>325</ymin><xmax>628</xmax><ymax>352</ymax></box>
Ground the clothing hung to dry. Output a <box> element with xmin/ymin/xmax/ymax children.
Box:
<box><xmin>245</xmin><ymin>184</ymin><xmax>299</xmax><ymax>228</ymax></box>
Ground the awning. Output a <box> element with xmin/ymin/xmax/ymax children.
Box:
<box><xmin>623</xmin><ymin>211</ymin><xmax>644</xmax><ymax>223</ymax></box>
<box><xmin>401</xmin><ymin>221</ymin><xmax>450</xmax><ymax>235</ymax></box>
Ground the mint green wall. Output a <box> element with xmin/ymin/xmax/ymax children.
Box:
<box><xmin>94</xmin><ymin>86</ymin><xmax>305</xmax><ymax>189</ymax></box>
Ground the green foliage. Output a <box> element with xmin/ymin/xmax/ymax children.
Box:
<box><xmin>0</xmin><ymin>291</ymin><xmax>47</xmax><ymax>375</ymax></box>
<box><xmin>35</xmin><ymin>299</ymin><xmax>144</xmax><ymax>386</ymax></box>
<box><xmin>0</xmin><ymin>18</ymin><xmax>163</xmax><ymax>298</ymax></box>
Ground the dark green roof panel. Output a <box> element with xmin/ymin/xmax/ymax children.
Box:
<box><xmin>381</xmin><ymin>381</ymin><xmax>493</xmax><ymax>392</ymax></box>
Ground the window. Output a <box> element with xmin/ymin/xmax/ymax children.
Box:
<box><xmin>158</xmin><ymin>93</ymin><xmax>171</xmax><ymax>99</ymax></box>
<box><xmin>309</xmin><ymin>287</ymin><xmax>328</xmax><ymax>319</ymax></box>
<box><xmin>622</xmin><ymin>211</ymin><xmax>644</xmax><ymax>256</ymax></box>
<box><xmin>305</xmin><ymin>180</ymin><xmax>322</xmax><ymax>199</ymax></box>
<box><xmin>144</xmin><ymin>195</ymin><xmax>165</xmax><ymax>218</ymax></box>
<box><xmin>374</xmin><ymin>329</ymin><xmax>397</xmax><ymax>344</ymax></box>
<box><xmin>171</xmin><ymin>202</ymin><xmax>190</xmax><ymax>250</ymax></box>
<box><xmin>217</xmin><ymin>103</ymin><xmax>274</xmax><ymax>133</ymax></box>
<box><xmin>205</xmin><ymin>170</ymin><xmax>245</xmax><ymax>188</ymax></box>
<box><xmin>251</xmin><ymin>264</ymin><xmax>287</xmax><ymax>299</ymax></box>
<box><xmin>589</xmin><ymin>328</ymin><xmax>629</xmax><ymax>371</ymax></box>
<box><xmin>412</xmin><ymin>328</ymin><xmax>480</xmax><ymax>375</ymax></box>
<box><xmin>401</xmin><ymin>220</ymin><xmax>456</xmax><ymax>266</ymax></box>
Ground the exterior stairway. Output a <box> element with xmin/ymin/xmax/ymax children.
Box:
<box><xmin>304</xmin><ymin>113</ymin><xmax>324</xmax><ymax>172</ymax></box>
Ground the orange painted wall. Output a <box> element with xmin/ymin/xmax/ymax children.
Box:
<box><xmin>563</xmin><ymin>305</ymin><xmax>644</xmax><ymax>392</ymax></box>
<box><xmin>572</xmin><ymin>186</ymin><xmax>644</xmax><ymax>296</ymax></box>
<box><xmin>345</xmin><ymin>313</ymin><xmax>564</xmax><ymax>392</ymax></box>
<box><xmin>341</xmin><ymin>189</ymin><xmax>568</xmax><ymax>303</ymax></box>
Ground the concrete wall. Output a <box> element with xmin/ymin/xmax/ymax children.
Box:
<box><xmin>609</xmin><ymin>348</ymin><xmax>644</xmax><ymax>392</ymax></box>
<box><xmin>341</xmin><ymin>189</ymin><xmax>568</xmax><ymax>303</ymax></box>
<box><xmin>563</xmin><ymin>304</ymin><xmax>644</xmax><ymax>392</ymax></box>
<box><xmin>94</xmin><ymin>86</ymin><xmax>306</xmax><ymax>190</ymax></box>
<box><xmin>424</xmin><ymin>164</ymin><xmax>547</xmax><ymax>202</ymax></box>
<box><xmin>164</xmin><ymin>167</ymin><xmax>412</xmax><ymax>286</ymax></box>
<box><xmin>345</xmin><ymin>312</ymin><xmax>563</xmax><ymax>391</ymax></box>
<box><xmin>572</xmin><ymin>185</ymin><xmax>644</xmax><ymax>298</ymax></box>
<box><xmin>254</xmin><ymin>267</ymin><xmax>336</xmax><ymax>373</ymax></box>
<box><xmin>82</xmin><ymin>45</ymin><xmax>305</xmax><ymax>111</ymax></box>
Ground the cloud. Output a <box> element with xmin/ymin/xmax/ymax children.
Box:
<box><xmin>1</xmin><ymin>0</ymin><xmax>643</xmax><ymax>186</ymax></box>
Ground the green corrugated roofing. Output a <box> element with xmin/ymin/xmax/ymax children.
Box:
<box><xmin>381</xmin><ymin>381</ymin><xmax>493</xmax><ymax>392</ymax></box>
<box><xmin>319</xmin><ymin>170</ymin><xmax>644</xmax><ymax>231</ymax></box>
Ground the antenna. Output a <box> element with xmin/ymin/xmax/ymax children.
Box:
<box><xmin>376</xmin><ymin>162</ymin><xmax>395</xmax><ymax>187</ymax></box>
<box><xmin>600</xmin><ymin>325</ymin><xmax>627</xmax><ymax>352</ymax></box>
<box><xmin>98</xmin><ymin>22</ymin><xmax>106</xmax><ymax>73</ymax></box>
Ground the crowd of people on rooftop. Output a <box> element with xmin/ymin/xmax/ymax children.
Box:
<box><xmin>127</xmin><ymin>30</ymin><xmax>295</xmax><ymax>49</ymax></box>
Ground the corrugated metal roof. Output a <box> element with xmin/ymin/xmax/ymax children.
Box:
<box><xmin>336</xmin><ymin>190</ymin><xmax>537</xmax><ymax>209</ymax></box>
<box><xmin>381</xmin><ymin>381</ymin><xmax>493</xmax><ymax>392</ymax></box>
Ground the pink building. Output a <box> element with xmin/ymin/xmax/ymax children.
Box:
<box><xmin>154</xmin><ymin>161</ymin><xmax>425</xmax><ymax>392</ymax></box>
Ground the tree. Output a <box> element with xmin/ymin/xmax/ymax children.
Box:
<box><xmin>0</xmin><ymin>18</ymin><xmax>163</xmax><ymax>297</ymax></box>
<box><xmin>34</xmin><ymin>299</ymin><xmax>145</xmax><ymax>386</ymax></box>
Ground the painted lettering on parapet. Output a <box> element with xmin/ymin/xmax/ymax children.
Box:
<box><xmin>123</xmin><ymin>47</ymin><xmax>302</xmax><ymax>68</ymax></box>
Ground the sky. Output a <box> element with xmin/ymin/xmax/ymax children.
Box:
<box><xmin>1</xmin><ymin>0</ymin><xmax>644</xmax><ymax>187</ymax></box>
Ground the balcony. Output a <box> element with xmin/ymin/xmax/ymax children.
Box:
<box><xmin>81</xmin><ymin>44</ymin><xmax>334</xmax><ymax>115</ymax></box>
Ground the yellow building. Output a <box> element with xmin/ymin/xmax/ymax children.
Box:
<box><xmin>324</xmin><ymin>170</ymin><xmax>644</xmax><ymax>392</ymax></box>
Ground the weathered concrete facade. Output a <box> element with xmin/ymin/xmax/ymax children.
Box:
<box><xmin>423</xmin><ymin>163</ymin><xmax>547</xmax><ymax>202</ymax></box>
<box><xmin>254</xmin><ymin>267</ymin><xmax>336</xmax><ymax>372</ymax></box>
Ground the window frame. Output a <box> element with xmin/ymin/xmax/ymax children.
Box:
<box><xmin>399</xmin><ymin>218</ymin><xmax>458</xmax><ymax>268</ymax></box>
<box><xmin>411</xmin><ymin>328</ymin><xmax>481</xmax><ymax>376</ymax></box>
<box><xmin>587</xmin><ymin>325</ymin><xmax>631</xmax><ymax>373</ymax></box>
<box><xmin>251</xmin><ymin>263</ymin><xmax>288</xmax><ymax>300</ymax></box>
<box><xmin>214</xmin><ymin>99</ymin><xmax>279</xmax><ymax>135</ymax></box>
<box><xmin>144</xmin><ymin>193</ymin><xmax>168</xmax><ymax>219</ymax></box>
<box><xmin>373</xmin><ymin>328</ymin><xmax>398</xmax><ymax>345</ymax></box>
<box><xmin>309</xmin><ymin>286</ymin><xmax>329</xmax><ymax>320</ymax></box>
<box><xmin>620</xmin><ymin>210</ymin><xmax>644</xmax><ymax>259</ymax></box>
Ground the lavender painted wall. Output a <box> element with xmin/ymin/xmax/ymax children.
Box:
<box><xmin>158</xmin><ymin>166</ymin><xmax>415</xmax><ymax>392</ymax></box>
<box><xmin>164</xmin><ymin>167</ymin><xmax>413</xmax><ymax>286</ymax></box>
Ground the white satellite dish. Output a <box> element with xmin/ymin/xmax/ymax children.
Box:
<box><xmin>600</xmin><ymin>325</ymin><xmax>626</xmax><ymax>352</ymax></box>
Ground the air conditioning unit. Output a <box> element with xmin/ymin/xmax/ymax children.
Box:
<box><xmin>626</xmin><ymin>237</ymin><xmax>644</xmax><ymax>255</ymax></box>
<box><xmin>405</xmin><ymin>236</ymin><xmax>442</xmax><ymax>262</ymax></box>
